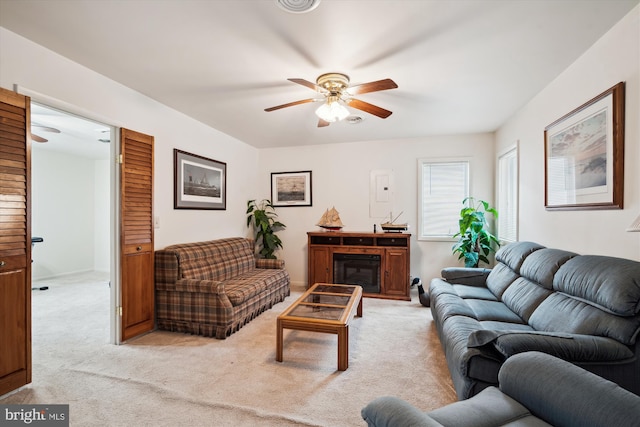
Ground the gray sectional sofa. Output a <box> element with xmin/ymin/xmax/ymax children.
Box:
<box><xmin>429</xmin><ymin>241</ymin><xmax>640</xmax><ymax>399</ymax></box>
<box><xmin>362</xmin><ymin>351</ymin><xmax>640</xmax><ymax>427</ymax></box>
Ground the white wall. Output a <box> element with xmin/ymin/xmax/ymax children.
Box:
<box><xmin>496</xmin><ymin>5</ymin><xmax>640</xmax><ymax>260</ymax></box>
<box><xmin>94</xmin><ymin>158</ymin><xmax>110</xmax><ymax>272</ymax></box>
<box><xmin>31</xmin><ymin>148</ymin><xmax>110</xmax><ymax>280</ymax></box>
<box><xmin>259</xmin><ymin>134</ymin><xmax>495</xmax><ymax>287</ymax></box>
<box><xmin>0</xmin><ymin>28</ymin><xmax>260</xmax><ymax>254</ymax></box>
<box><xmin>31</xmin><ymin>148</ymin><xmax>97</xmax><ymax>279</ymax></box>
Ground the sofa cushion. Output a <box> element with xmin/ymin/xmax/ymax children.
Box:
<box><xmin>529</xmin><ymin>293</ymin><xmax>640</xmax><ymax>345</ymax></box>
<box><xmin>441</xmin><ymin>267</ymin><xmax>491</xmax><ymax>286</ymax></box>
<box><xmin>428</xmin><ymin>386</ymin><xmax>540</xmax><ymax>427</ymax></box>
<box><xmin>500</xmin><ymin>352</ymin><xmax>640</xmax><ymax>427</ymax></box>
<box><xmin>479</xmin><ymin>320</ymin><xmax>534</xmax><ymax>332</ymax></box>
<box><xmin>554</xmin><ymin>255</ymin><xmax>640</xmax><ymax>316</ymax></box>
<box><xmin>430</xmin><ymin>277</ymin><xmax>461</xmax><ymax>299</ymax></box>
<box><xmin>501</xmin><ymin>277</ymin><xmax>551</xmax><ymax>322</ymax></box>
<box><xmin>361</xmin><ymin>396</ymin><xmax>446</xmax><ymax>427</ymax></box>
<box><xmin>485</xmin><ymin>263</ymin><xmax>519</xmax><ymax>298</ymax></box>
<box><xmin>465</xmin><ymin>299</ymin><xmax>525</xmax><ymax>323</ymax></box>
<box><xmin>452</xmin><ymin>285</ymin><xmax>498</xmax><ymax>301</ymax></box>
<box><xmin>441</xmin><ymin>316</ymin><xmax>504</xmax><ymax>384</ymax></box>
<box><xmin>177</xmin><ymin>238</ymin><xmax>255</xmax><ymax>281</ymax></box>
<box><xmin>468</xmin><ymin>330</ymin><xmax>634</xmax><ymax>361</ymax></box>
<box><xmin>432</xmin><ymin>293</ymin><xmax>478</xmax><ymax>322</ymax></box>
<box><xmin>494</xmin><ymin>241</ymin><xmax>544</xmax><ymax>273</ymax></box>
<box><xmin>519</xmin><ymin>248</ymin><xmax>577</xmax><ymax>289</ymax></box>
<box><xmin>224</xmin><ymin>268</ymin><xmax>289</xmax><ymax>306</ymax></box>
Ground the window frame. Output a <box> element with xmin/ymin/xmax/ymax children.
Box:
<box><xmin>497</xmin><ymin>144</ymin><xmax>519</xmax><ymax>243</ymax></box>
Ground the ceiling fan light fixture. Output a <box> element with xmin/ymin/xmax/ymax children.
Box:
<box><xmin>276</xmin><ymin>0</ymin><xmax>321</xmax><ymax>14</ymax></box>
<box><xmin>315</xmin><ymin>100</ymin><xmax>349</xmax><ymax>123</ymax></box>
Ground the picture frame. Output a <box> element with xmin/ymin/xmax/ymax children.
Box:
<box><xmin>271</xmin><ymin>170</ymin><xmax>312</xmax><ymax>207</ymax></box>
<box><xmin>174</xmin><ymin>149</ymin><xmax>226</xmax><ymax>210</ymax></box>
<box><xmin>544</xmin><ymin>82</ymin><xmax>624</xmax><ymax>211</ymax></box>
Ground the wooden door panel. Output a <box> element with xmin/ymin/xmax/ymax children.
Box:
<box><xmin>308</xmin><ymin>246</ymin><xmax>330</xmax><ymax>286</ymax></box>
<box><xmin>384</xmin><ymin>248</ymin><xmax>409</xmax><ymax>298</ymax></box>
<box><xmin>0</xmin><ymin>268</ymin><xmax>27</xmax><ymax>387</ymax></box>
<box><xmin>120</xmin><ymin>128</ymin><xmax>154</xmax><ymax>342</ymax></box>
<box><xmin>122</xmin><ymin>251</ymin><xmax>154</xmax><ymax>338</ymax></box>
<box><xmin>0</xmin><ymin>88</ymin><xmax>31</xmax><ymax>396</ymax></box>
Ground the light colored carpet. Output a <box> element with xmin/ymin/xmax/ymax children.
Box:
<box><xmin>2</xmin><ymin>273</ymin><xmax>457</xmax><ymax>426</ymax></box>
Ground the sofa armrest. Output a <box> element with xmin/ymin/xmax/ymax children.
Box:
<box><xmin>441</xmin><ymin>267</ymin><xmax>490</xmax><ymax>286</ymax></box>
<box><xmin>256</xmin><ymin>258</ymin><xmax>285</xmax><ymax>269</ymax></box>
<box><xmin>361</xmin><ymin>396</ymin><xmax>444</xmax><ymax>427</ymax></box>
<box><xmin>468</xmin><ymin>330</ymin><xmax>634</xmax><ymax>362</ymax></box>
<box><xmin>499</xmin><ymin>352</ymin><xmax>640</xmax><ymax>427</ymax></box>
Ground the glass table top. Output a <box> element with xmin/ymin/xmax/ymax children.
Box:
<box><xmin>282</xmin><ymin>284</ymin><xmax>360</xmax><ymax>321</ymax></box>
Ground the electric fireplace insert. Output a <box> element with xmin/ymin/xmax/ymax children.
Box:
<box><xmin>332</xmin><ymin>253</ymin><xmax>381</xmax><ymax>294</ymax></box>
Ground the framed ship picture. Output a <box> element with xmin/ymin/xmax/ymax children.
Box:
<box><xmin>271</xmin><ymin>171</ymin><xmax>312</xmax><ymax>207</ymax></box>
<box><xmin>174</xmin><ymin>149</ymin><xmax>226</xmax><ymax>210</ymax></box>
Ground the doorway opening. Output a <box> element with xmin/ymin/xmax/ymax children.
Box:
<box><xmin>30</xmin><ymin>101</ymin><xmax>119</xmax><ymax>344</ymax></box>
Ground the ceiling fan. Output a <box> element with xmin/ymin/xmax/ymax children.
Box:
<box><xmin>264</xmin><ymin>73</ymin><xmax>398</xmax><ymax>127</ymax></box>
<box><xmin>30</xmin><ymin>122</ymin><xmax>61</xmax><ymax>143</ymax></box>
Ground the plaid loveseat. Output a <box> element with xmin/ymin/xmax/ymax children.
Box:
<box><xmin>155</xmin><ymin>237</ymin><xmax>290</xmax><ymax>339</ymax></box>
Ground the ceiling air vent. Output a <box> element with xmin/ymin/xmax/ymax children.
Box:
<box><xmin>276</xmin><ymin>0</ymin><xmax>321</xmax><ymax>14</ymax></box>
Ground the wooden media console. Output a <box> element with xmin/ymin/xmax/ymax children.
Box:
<box><xmin>307</xmin><ymin>231</ymin><xmax>411</xmax><ymax>301</ymax></box>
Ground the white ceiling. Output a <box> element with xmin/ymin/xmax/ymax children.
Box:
<box><xmin>1</xmin><ymin>0</ymin><xmax>638</xmax><ymax>150</ymax></box>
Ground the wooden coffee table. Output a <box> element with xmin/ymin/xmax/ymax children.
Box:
<box><xmin>276</xmin><ymin>283</ymin><xmax>363</xmax><ymax>371</ymax></box>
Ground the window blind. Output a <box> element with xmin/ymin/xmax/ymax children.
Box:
<box><xmin>419</xmin><ymin>160</ymin><xmax>469</xmax><ymax>239</ymax></box>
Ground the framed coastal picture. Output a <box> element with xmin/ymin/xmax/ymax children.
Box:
<box><xmin>271</xmin><ymin>170</ymin><xmax>312</xmax><ymax>207</ymax></box>
<box><xmin>174</xmin><ymin>149</ymin><xmax>226</xmax><ymax>210</ymax></box>
<box><xmin>544</xmin><ymin>82</ymin><xmax>624</xmax><ymax>211</ymax></box>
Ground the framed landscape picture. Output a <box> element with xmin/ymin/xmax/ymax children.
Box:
<box><xmin>174</xmin><ymin>149</ymin><xmax>226</xmax><ymax>210</ymax></box>
<box><xmin>544</xmin><ymin>82</ymin><xmax>624</xmax><ymax>211</ymax></box>
<box><xmin>271</xmin><ymin>170</ymin><xmax>312</xmax><ymax>207</ymax></box>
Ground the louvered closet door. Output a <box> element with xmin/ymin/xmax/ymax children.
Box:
<box><xmin>120</xmin><ymin>128</ymin><xmax>154</xmax><ymax>341</ymax></box>
<box><xmin>0</xmin><ymin>88</ymin><xmax>31</xmax><ymax>396</ymax></box>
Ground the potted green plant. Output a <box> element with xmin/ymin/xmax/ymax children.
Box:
<box><xmin>246</xmin><ymin>199</ymin><xmax>286</xmax><ymax>259</ymax></box>
<box><xmin>452</xmin><ymin>197</ymin><xmax>500</xmax><ymax>268</ymax></box>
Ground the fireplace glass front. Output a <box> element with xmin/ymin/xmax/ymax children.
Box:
<box><xmin>333</xmin><ymin>253</ymin><xmax>381</xmax><ymax>294</ymax></box>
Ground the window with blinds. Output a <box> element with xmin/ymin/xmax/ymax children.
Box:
<box><xmin>497</xmin><ymin>146</ymin><xmax>518</xmax><ymax>242</ymax></box>
<box><xmin>418</xmin><ymin>159</ymin><xmax>469</xmax><ymax>240</ymax></box>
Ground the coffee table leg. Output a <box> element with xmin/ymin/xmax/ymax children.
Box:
<box><xmin>276</xmin><ymin>319</ymin><xmax>283</xmax><ymax>363</ymax></box>
<box><xmin>337</xmin><ymin>325</ymin><xmax>349</xmax><ymax>371</ymax></box>
<box><xmin>357</xmin><ymin>296</ymin><xmax>363</xmax><ymax>317</ymax></box>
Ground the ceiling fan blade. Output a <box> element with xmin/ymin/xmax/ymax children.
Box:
<box><xmin>265</xmin><ymin>98</ymin><xmax>317</xmax><ymax>112</ymax></box>
<box><xmin>317</xmin><ymin>119</ymin><xmax>330</xmax><ymax>128</ymax></box>
<box><xmin>288</xmin><ymin>78</ymin><xmax>327</xmax><ymax>93</ymax></box>
<box><xmin>31</xmin><ymin>133</ymin><xmax>48</xmax><ymax>143</ymax></box>
<box><xmin>347</xmin><ymin>79</ymin><xmax>397</xmax><ymax>95</ymax></box>
<box><xmin>32</xmin><ymin>123</ymin><xmax>61</xmax><ymax>133</ymax></box>
<box><xmin>347</xmin><ymin>99</ymin><xmax>393</xmax><ymax>119</ymax></box>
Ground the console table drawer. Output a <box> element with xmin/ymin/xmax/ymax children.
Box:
<box><xmin>343</xmin><ymin>237</ymin><xmax>375</xmax><ymax>246</ymax></box>
<box><xmin>377</xmin><ymin>237</ymin><xmax>408</xmax><ymax>247</ymax></box>
<box><xmin>310</xmin><ymin>236</ymin><xmax>340</xmax><ymax>245</ymax></box>
<box><xmin>335</xmin><ymin>247</ymin><xmax>383</xmax><ymax>255</ymax></box>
